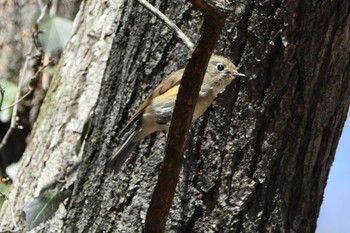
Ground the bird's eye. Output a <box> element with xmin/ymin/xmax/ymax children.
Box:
<box><xmin>216</xmin><ymin>63</ymin><xmax>225</xmax><ymax>71</ymax></box>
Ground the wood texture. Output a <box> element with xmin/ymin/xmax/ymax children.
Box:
<box><xmin>0</xmin><ymin>0</ymin><xmax>349</xmax><ymax>232</ymax></box>
<box><xmin>145</xmin><ymin>13</ymin><xmax>226</xmax><ymax>232</ymax></box>
<box><xmin>0</xmin><ymin>1</ymin><xmax>123</xmax><ymax>231</ymax></box>
<box><xmin>64</xmin><ymin>0</ymin><xmax>350</xmax><ymax>232</ymax></box>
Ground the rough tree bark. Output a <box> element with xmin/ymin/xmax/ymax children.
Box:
<box><xmin>1</xmin><ymin>0</ymin><xmax>350</xmax><ymax>232</ymax></box>
<box><xmin>0</xmin><ymin>0</ymin><xmax>119</xmax><ymax>232</ymax></box>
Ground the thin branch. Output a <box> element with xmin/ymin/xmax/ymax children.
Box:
<box><xmin>187</xmin><ymin>0</ymin><xmax>229</xmax><ymax>21</ymax></box>
<box><xmin>0</xmin><ymin>2</ymin><xmax>48</xmax><ymax>160</ymax></box>
<box><xmin>0</xmin><ymin>60</ymin><xmax>50</xmax><ymax>151</ymax></box>
<box><xmin>9</xmin><ymin>0</ymin><xmax>48</xmax><ymax>130</ymax></box>
<box><xmin>0</xmin><ymin>50</ymin><xmax>33</xmax><ymax>151</ymax></box>
<box><xmin>36</xmin><ymin>2</ymin><xmax>48</xmax><ymax>23</ymax></box>
<box><xmin>0</xmin><ymin>90</ymin><xmax>33</xmax><ymax>112</ymax></box>
<box><xmin>136</xmin><ymin>0</ymin><xmax>194</xmax><ymax>50</ymax></box>
<box><xmin>0</xmin><ymin>130</ymin><xmax>13</xmax><ymax>156</ymax></box>
<box><xmin>0</xmin><ymin>86</ymin><xmax>5</xmax><ymax>111</ymax></box>
<box><xmin>144</xmin><ymin>1</ymin><xmax>228</xmax><ymax>232</ymax></box>
<box><xmin>11</xmin><ymin>56</ymin><xmax>31</xmax><ymax>129</ymax></box>
<box><xmin>0</xmin><ymin>62</ymin><xmax>50</xmax><ymax>112</ymax></box>
<box><xmin>50</xmin><ymin>0</ymin><xmax>58</xmax><ymax>16</ymax></box>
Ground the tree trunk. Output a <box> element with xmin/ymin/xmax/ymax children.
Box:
<box><xmin>1</xmin><ymin>0</ymin><xmax>350</xmax><ymax>232</ymax></box>
<box><xmin>0</xmin><ymin>0</ymin><xmax>118</xmax><ymax>231</ymax></box>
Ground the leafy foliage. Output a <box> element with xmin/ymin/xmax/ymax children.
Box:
<box><xmin>23</xmin><ymin>189</ymin><xmax>72</xmax><ymax>230</ymax></box>
<box><xmin>0</xmin><ymin>81</ymin><xmax>17</xmax><ymax>123</ymax></box>
<box><xmin>0</xmin><ymin>176</ymin><xmax>11</xmax><ymax>209</ymax></box>
<box><xmin>38</xmin><ymin>15</ymin><xmax>73</xmax><ymax>54</ymax></box>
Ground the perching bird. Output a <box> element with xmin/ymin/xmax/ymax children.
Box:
<box><xmin>108</xmin><ymin>55</ymin><xmax>246</xmax><ymax>172</ymax></box>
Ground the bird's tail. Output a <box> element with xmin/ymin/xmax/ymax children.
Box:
<box><xmin>108</xmin><ymin>125</ymin><xmax>154</xmax><ymax>173</ymax></box>
<box><xmin>108</xmin><ymin>130</ymin><xmax>140</xmax><ymax>173</ymax></box>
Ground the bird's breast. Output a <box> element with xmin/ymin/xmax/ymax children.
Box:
<box><xmin>143</xmin><ymin>85</ymin><xmax>214</xmax><ymax>131</ymax></box>
<box><xmin>192</xmin><ymin>95</ymin><xmax>214</xmax><ymax>121</ymax></box>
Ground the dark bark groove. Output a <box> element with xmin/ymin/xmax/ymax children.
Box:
<box><xmin>1</xmin><ymin>0</ymin><xmax>347</xmax><ymax>232</ymax></box>
<box><xmin>64</xmin><ymin>0</ymin><xmax>350</xmax><ymax>232</ymax></box>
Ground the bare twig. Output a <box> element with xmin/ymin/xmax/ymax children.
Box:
<box><xmin>144</xmin><ymin>1</ymin><xmax>228</xmax><ymax>232</ymax></box>
<box><xmin>187</xmin><ymin>0</ymin><xmax>229</xmax><ymax>20</ymax></box>
<box><xmin>0</xmin><ymin>86</ymin><xmax>5</xmax><ymax>111</ymax></box>
<box><xmin>11</xmin><ymin>54</ymin><xmax>31</xmax><ymax>129</ymax></box>
<box><xmin>50</xmin><ymin>0</ymin><xmax>58</xmax><ymax>16</ymax></box>
<box><xmin>0</xmin><ymin>61</ymin><xmax>50</xmax><ymax>112</ymax></box>
<box><xmin>0</xmin><ymin>60</ymin><xmax>51</xmax><ymax>151</ymax></box>
<box><xmin>0</xmin><ymin>1</ymin><xmax>49</xmax><ymax>159</ymax></box>
<box><xmin>0</xmin><ymin>91</ymin><xmax>32</xmax><ymax>112</ymax></box>
<box><xmin>0</xmin><ymin>2</ymin><xmax>50</xmax><ymax>228</ymax></box>
<box><xmin>0</xmin><ymin>50</ymin><xmax>33</xmax><ymax>152</ymax></box>
<box><xmin>136</xmin><ymin>0</ymin><xmax>194</xmax><ymax>50</ymax></box>
<box><xmin>36</xmin><ymin>3</ymin><xmax>48</xmax><ymax>23</ymax></box>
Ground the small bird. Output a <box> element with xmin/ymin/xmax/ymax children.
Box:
<box><xmin>109</xmin><ymin>55</ymin><xmax>246</xmax><ymax>172</ymax></box>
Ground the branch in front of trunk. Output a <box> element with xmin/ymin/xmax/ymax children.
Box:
<box><xmin>144</xmin><ymin>0</ymin><xmax>229</xmax><ymax>232</ymax></box>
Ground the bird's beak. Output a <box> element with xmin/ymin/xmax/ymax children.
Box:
<box><xmin>233</xmin><ymin>71</ymin><xmax>247</xmax><ymax>78</ymax></box>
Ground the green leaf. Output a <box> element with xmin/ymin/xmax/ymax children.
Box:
<box><xmin>38</xmin><ymin>15</ymin><xmax>73</xmax><ymax>54</ymax></box>
<box><xmin>0</xmin><ymin>80</ymin><xmax>17</xmax><ymax>123</ymax></box>
<box><xmin>0</xmin><ymin>195</ymin><xmax>4</xmax><ymax>209</ymax></box>
<box><xmin>0</xmin><ymin>182</ymin><xmax>11</xmax><ymax>193</ymax></box>
<box><xmin>0</xmin><ymin>181</ymin><xmax>11</xmax><ymax>209</ymax></box>
<box><xmin>23</xmin><ymin>189</ymin><xmax>72</xmax><ymax>230</ymax></box>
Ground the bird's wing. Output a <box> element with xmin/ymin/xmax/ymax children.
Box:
<box><xmin>119</xmin><ymin>68</ymin><xmax>184</xmax><ymax>136</ymax></box>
